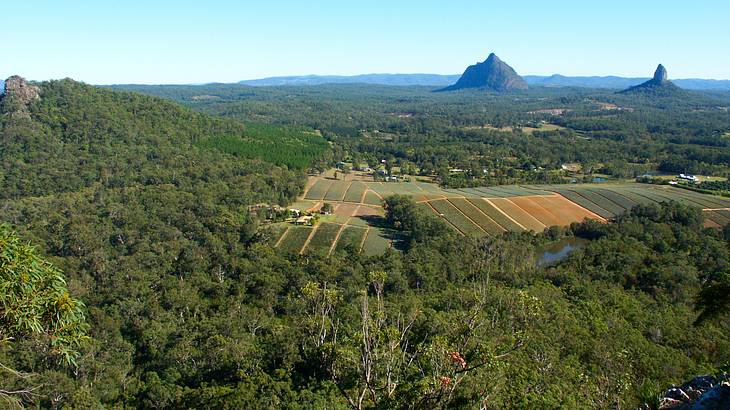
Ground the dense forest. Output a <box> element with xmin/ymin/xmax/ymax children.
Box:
<box><xmin>1</xmin><ymin>79</ymin><xmax>729</xmax><ymax>408</ymax></box>
<box><xmin>112</xmin><ymin>83</ymin><xmax>730</xmax><ymax>186</ymax></box>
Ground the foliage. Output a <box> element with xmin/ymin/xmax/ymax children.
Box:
<box><xmin>1</xmin><ymin>81</ymin><xmax>729</xmax><ymax>408</ymax></box>
<box><xmin>196</xmin><ymin>123</ymin><xmax>329</xmax><ymax>170</ymax></box>
<box><xmin>111</xmin><ymin>83</ymin><xmax>730</xmax><ymax>184</ymax></box>
<box><xmin>0</xmin><ymin>224</ymin><xmax>88</xmax><ymax>407</ymax></box>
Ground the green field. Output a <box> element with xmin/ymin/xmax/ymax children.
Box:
<box><xmin>305</xmin><ymin>179</ymin><xmax>333</xmax><ymax>200</ymax></box>
<box><xmin>363</xmin><ymin>190</ymin><xmax>383</xmax><ymax>206</ymax></box>
<box><xmin>333</xmin><ymin>226</ymin><xmax>368</xmax><ymax>253</ymax></box>
<box><xmin>277</xmin><ymin>226</ymin><xmax>312</xmax><ymax>254</ymax></box>
<box><xmin>196</xmin><ymin>124</ymin><xmax>329</xmax><ymax>170</ymax></box>
<box><xmin>324</xmin><ymin>182</ymin><xmax>349</xmax><ymax>201</ymax></box>
<box><xmin>430</xmin><ymin>199</ymin><xmax>484</xmax><ymax>236</ymax></box>
<box><xmin>362</xmin><ymin>227</ymin><xmax>392</xmax><ymax>256</ymax></box>
<box><xmin>306</xmin><ymin>222</ymin><xmax>342</xmax><ymax>253</ymax></box>
<box><xmin>467</xmin><ymin>198</ymin><xmax>524</xmax><ymax>232</ymax></box>
<box><xmin>448</xmin><ymin>198</ymin><xmax>505</xmax><ymax>235</ymax></box>
<box><xmin>343</xmin><ymin>181</ymin><xmax>366</xmax><ymax>202</ymax></box>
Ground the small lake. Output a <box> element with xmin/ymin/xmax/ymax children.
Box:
<box><xmin>536</xmin><ymin>237</ymin><xmax>588</xmax><ymax>267</ymax></box>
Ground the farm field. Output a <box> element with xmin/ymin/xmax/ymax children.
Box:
<box><xmin>333</xmin><ymin>226</ymin><xmax>368</xmax><ymax>253</ymax></box>
<box><xmin>277</xmin><ymin>226</ymin><xmax>312</xmax><ymax>254</ymax></box>
<box><xmin>305</xmin><ymin>222</ymin><xmax>342</xmax><ymax>254</ymax></box>
<box><xmin>362</xmin><ymin>227</ymin><xmax>394</xmax><ymax>256</ymax></box>
<box><xmin>275</xmin><ymin>175</ymin><xmax>730</xmax><ymax>255</ymax></box>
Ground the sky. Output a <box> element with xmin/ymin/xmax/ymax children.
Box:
<box><xmin>4</xmin><ymin>0</ymin><xmax>730</xmax><ymax>84</ymax></box>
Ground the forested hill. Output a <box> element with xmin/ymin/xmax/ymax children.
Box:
<box><xmin>0</xmin><ymin>78</ymin><xmax>330</xmax><ymax>200</ymax></box>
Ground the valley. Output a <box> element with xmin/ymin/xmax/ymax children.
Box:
<box><xmin>3</xmin><ymin>6</ymin><xmax>730</xmax><ymax>405</ymax></box>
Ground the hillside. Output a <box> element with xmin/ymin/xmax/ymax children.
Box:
<box><xmin>0</xmin><ymin>77</ymin><xmax>328</xmax><ymax>200</ymax></box>
<box><xmin>2</xmin><ymin>75</ymin><xmax>730</xmax><ymax>409</ymax></box>
<box><xmin>439</xmin><ymin>53</ymin><xmax>528</xmax><ymax>92</ymax></box>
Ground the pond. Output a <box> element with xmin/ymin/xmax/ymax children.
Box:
<box><xmin>536</xmin><ymin>237</ymin><xmax>588</xmax><ymax>267</ymax></box>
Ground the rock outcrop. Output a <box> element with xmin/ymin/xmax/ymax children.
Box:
<box><xmin>652</xmin><ymin>64</ymin><xmax>669</xmax><ymax>84</ymax></box>
<box><xmin>439</xmin><ymin>53</ymin><xmax>528</xmax><ymax>92</ymax></box>
<box><xmin>648</xmin><ymin>374</ymin><xmax>730</xmax><ymax>409</ymax></box>
<box><xmin>0</xmin><ymin>75</ymin><xmax>40</xmax><ymax>119</ymax></box>
<box><xmin>620</xmin><ymin>64</ymin><xmax>682</xmax><ymax>96</ymax></box>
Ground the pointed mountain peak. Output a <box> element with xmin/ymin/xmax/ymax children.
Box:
<box><xmin>653</xmin><ymin>64</ymin><xmax>668</xmax><ymax>83</ymax></box>
<box><xmin>619</xmin><ymin>64</ymin><xmax>683</xmax><ymax>96</ymax></box>
<box><xmin>439</xmin><ymin>53</ymin><xmax>527</xmax><ymax>92</ymax></box>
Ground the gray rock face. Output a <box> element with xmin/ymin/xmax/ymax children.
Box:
<box><xmin>654</xmin><ymin>64</ymin><xmax>669</xmax><ymax>83</ymax></box>
<box><xmin>1</xmin><ymin>75</ymin><xmax>40</xmax><ymax>119</ymax></box>
<box><xmin>440</xmin><ymin>53</ymin><xmax>528</xmax><ymax>92</ymax></box>
<box><xmin>620</xmin><ymin>64</ymin><xmax>682</xmax><ymax>95</ymax></box>
<box><xmin>649</xmin><ymin>374</ymin><xmax>730</xmax><ymax>410</ymax></box>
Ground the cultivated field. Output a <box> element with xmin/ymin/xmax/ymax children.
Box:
<box><xmin>274</xmin><ymin>175</ymin><xmax>730</xmax><ymax>254</ymax></box>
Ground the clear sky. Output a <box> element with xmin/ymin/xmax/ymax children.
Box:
<box><xmin>4</xmin><ymin>0</ymin><xmax>729</xmax><ymax>84</ymax></box>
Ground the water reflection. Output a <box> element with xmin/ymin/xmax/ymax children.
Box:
<box><xmin>536</xmin><ymin>237</ymin><xmax>588</xmax><ymax>267</ymax></box>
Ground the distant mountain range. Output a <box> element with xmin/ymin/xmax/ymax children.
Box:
<box><xmin>239</xmin><ymin>74</ymin><xmax>460</xmax><ymax>87</ymax></box>
<box><xmin>240</xmin><ymin>73</ymin><xmax>730</xmax><ymax>91</ymax></box>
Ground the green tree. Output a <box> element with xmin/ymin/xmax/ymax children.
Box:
<box><xmin>0</xmin><ymin>224</ymin><xmax>89</xmax><ymax>407</ymax></box>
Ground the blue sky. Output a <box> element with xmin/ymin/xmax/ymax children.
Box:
<box><xmin>4</xmin><ymin>1</ymin><xmax>729</xmax><ymax>83</ymax></box>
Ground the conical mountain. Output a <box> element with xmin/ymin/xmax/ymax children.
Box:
<box><xmin>439</xmin><ymin>53</ymin><xmax>528</xmax><ymax>92</ymax></box>
<box><xmin>620</xmin><ymin>64</ymin><xmax>682</xmax><ymax>96</ymax></box>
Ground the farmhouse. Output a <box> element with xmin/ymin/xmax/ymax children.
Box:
<box><xmin>679</xmin><ymin>173</ymin><xmax>698</xmax><ymax>182</ymax></box>
<box><xmin>294</xmin><ymin>215</ymin><xmax>314</xmax><ymax>225</ymax></box>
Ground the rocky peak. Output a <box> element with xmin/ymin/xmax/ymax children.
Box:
<box><xmin>653</xmin><ymin>64</ymin><xmax>668</xmax><ymax>84</ymax></box>
<box><xmin>439</xmin><ymin>53</ymin><xmax>528</xmax><ymax>92</ymax></box>
<box><xmin>619</xmin><ymin>64</ymin><xmax>681</xmax><ymax>96</ymax></box>
<box><xmin>1</xmin><ymin>75</ymin><xmax>40</xmax><ymax>119</ymax></box>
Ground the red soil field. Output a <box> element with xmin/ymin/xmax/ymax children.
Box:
<box><xmin>334</xmin><ymin>203</ymin><xmax>360</xmax><ymax>217</ymax></box>
<box><xmin>354</xmin><ymin>205</ymin><xmax>380</xmax><ymax>217</ymax></box>
<box><xmin>508</xmin><ymin>196</ymin><xmax>563</xmax><ymax>228</ymax></box>
<box><xmin>488</xmin><ymin>198</ymin><xmax>546</xmax><ymax>232</ymax></box>
<box><xmin>533</xmin><ymin>195</ymin><xmax>602</xmax><ymax>225</ymax></box>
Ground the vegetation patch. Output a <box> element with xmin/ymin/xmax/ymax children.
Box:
<box><xmin>429</xmin><ymin>199</ymin><xmax>484</xmax><ymax>236</ymax></box>
<box><xmin>361</xmin><ymin>227</ymin><xmax>391</xmax><ymax>255</ymax></box>
<box><xmin>343</xmin><ymin>181</ymin><xmax>366</xmax><ymax>202</ymax></box>
<box><xmin>448</xmin><ymin>198</ymin><xmax>504</xmax><ymax>235</ymax></box>
<box><xmin>323</xmin><ymin>180</ymin><xmax>350</xmax><ymax>201</ymax></box>
<box><xmin>333</xmin><ymin>226</ymin><xmax>367</xmax><ymax>253</ymax></box>
<box><xmin>305</xmin><ymin>222</ymin><xmax>341</xmax><ymax>253</ymax></box>
<box><xmin>305</xmin><ymin>179</ymin><xmax>333</xmax><ymax>200</ymax></box>
<box><xmin>277</xmin><ymin>226</ymin><xmax>312</xmax><ymax>254</ymax></box>
<box><xmin>196</xmin><ymin>123</ymin><xmax>329</xmax><ymax>170</ymax></box>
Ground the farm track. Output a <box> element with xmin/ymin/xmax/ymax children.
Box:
<box><xmin>299</xmin><ymin>224</ymin><xmax>320</xmax><ymax>255</ymax></box>
<box><xmin>273</xmin><ymin>227</ymin><xmax>290</xmax><ymax>248</ymax></box>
